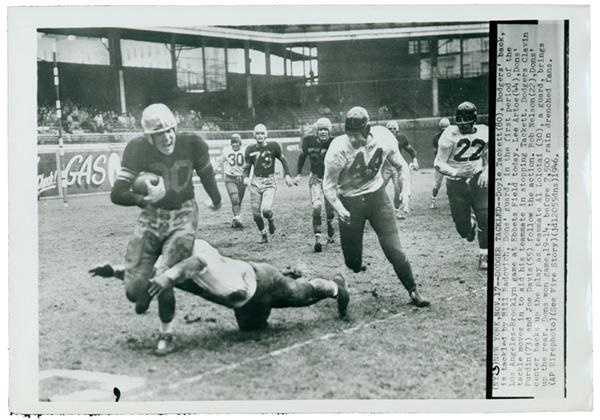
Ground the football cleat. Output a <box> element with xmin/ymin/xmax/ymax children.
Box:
<box><xmin>332</xmin><ymin>274</ymin><xmax>349</xmax><ymax>320</ymax></box>
<box><xmin>259</xmin><ymin>233</ymin><xmax>269</xmax><ymax>244</ymax></box>
<box><xmin>267</xmin><ymin>218</ymin><xmax>276</xmax><ymax>235</ymax></box>
<box><xmin>430</xmin><ymin>197</ymin><xmax>437</xmax><ymax>209</ymax></box>
<box><xmin>396</xmin><ymin>210</ymin><xmax>406</xmax><ymax>220</ymax></box>
<box><xmin>154</xmin><ymin>333</ymin><xmax>176</xmax><ymax>356</ymax></box>
<box><xmin>410</xmin><ymin>290</ymin><xmax>431</xmax><ymax>308</ymax></box>
<box><xmin>327</xmin><ymin>237</ymin><xmax>335</xmax><ymax>244</ymax></box>
<box><xmin>478</xmin><ymin>254</ymin><xmax>488</xmax><ymax>270</ymax></box>
<box><xmin>314</xmin><ymin>242</ymin><xmax>322</xmax><ymax>253</ymax></box>
<box><xmin>231</xmin><ymin>219</ymin><xmax>244</xmax><ymax>229</ymax></box>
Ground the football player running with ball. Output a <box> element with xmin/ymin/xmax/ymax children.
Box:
<box><xmin>243</xmin><ymin>124</ymin><xmax>293</xmax><ymax>243</ymax></box>
<box><xmin>323</xmin><ymin>106</ymin><xmax>430</xmax><ymax>308</ymax></box>
<box><xmin>295</xmin><ymin>117</ymin><xmax>336</xmax><ymax>252</ymax></box>
<box><xmin>434</xmin><ymin>102</ymin><xmax>489</xmax><ymax>270</ymax></box>
<box><xmin>219</xmin><ymin>133</ymin><xmax>247</xmax><ymax>228</ymax></box>
<box><xmin>90</xmin><ymin>239</ymin><xmax>350</xmax><ymax>333</ymax></box>
<box><xmin>110</xmin><ymin>103</ymin><xmax>222</xmax><ymax>355</ymax></box>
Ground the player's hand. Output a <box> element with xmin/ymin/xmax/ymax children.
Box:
<box><xmin>144</xmin><ymin>176</ymin><xmax>166</xmax><ymax>204</ymax></box>
<box><xmin>293</xmin><ymin>175</ymin><xmax>302</xmax><ymax>186</ymax></box>
<box><xmin>337</xmin><ymin>207</ymin><xmax>351</xmax><ymax>224</ymax></box>
<box><xmin>243</xmin><ymin>177</ymin><xmax>250</xmax><ymax>186</ymax></box>
<box><xmin>148</xmin><ymin>274</ymin><xmax>172</xmax><ymax>297</ymax></box>
<box><xmin>206</xmin><ymin>199</ymin><xmax>222</xmax><ymax>211</ymax></box>
<box><xmin>284</xmin><ymin>174</ymin><xmax>293</xmax><ymax>187</ymax></box>
<box><xmin>410</xmin><ymin>159</ymin><xmax>420</xmax><ymax>171</ymax></box>
<box><xmin>477</xmin><ymin>170</ymin><xmax>488</xmax><ymax>188</ymax></box>
<box><xmin>88</xmin><ymin>263</ymin><xmax>114</xmax><ymax>278</ymax></box>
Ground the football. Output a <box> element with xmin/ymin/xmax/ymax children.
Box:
<box><xmin>131</xmin><ymin>172</ymin><xmax>161</xmax><ymax>195</ymax></box>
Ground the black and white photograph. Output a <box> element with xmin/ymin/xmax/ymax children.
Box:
<box><xmin>7</xmin><ymin>4</ymin><xmax>592</xmax><ymax>414</ymax></box>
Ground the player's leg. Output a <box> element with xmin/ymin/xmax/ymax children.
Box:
<box><xmin>261</xmin><ymin>180</ymin><xmax>277</xmax><ymax>235</ymax></box>
<box><xmin>152</xmin><ymin>201</ymin><xmax>198</xmax><ymax>355</ymax></box>
<box><xmin>324</xmin><ymin>194</ymin><xmax>336</xmax><ymax>243</ymax></box>
<box><xmin>124</xmin><ymin>211</ymin><xmax>162</xmax><ymax>314</ymax></box>
<box><xmin>470</xmin><ymin>172</ymin><xmax>489</xmax><ymax>270</ymax></box>
<box><xmin>446</xmin><ymin>178</ymin><xmax>476</xmax><ymax>242</ymax></box>
<box><xmin>393</xmin><ymin>170</ymin><xmax>405</xmax><ymax>219</ymax></box>
<box><xmin>309</xmin><ymin>176</ymin><xmax>324</xmax><ymax>252</ymax></box>
<box><xmin>271</xmin><ymin>272</ymin><xmax>349</xmax><ymax>319</ymax></box>
<box><xmin>367</xmin><ymin>188</ymin><xmax>430</xmax><ymax>307</ymax></box>
<box><xmin>249</xmin><ymin>182</ymin><xmax>267</xmax><ymax>241</ymax></box>
<box><xmin>431</xmin><ymin>170</ymin><xmax>444</xmax><ymax>209</ymax></box>
<box><xmin>338</xmin><ymin>195</ymin><xmax>367</xmax><ymax>273</ymax></box>
<box><xmin>225</xmin><ymin>178</ymin><xmax>242</xmax><ymax>228</ymax></box>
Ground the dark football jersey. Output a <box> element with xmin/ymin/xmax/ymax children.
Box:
<box><xmin>395</xmin><ymin>133</ymin><xmax>417</xmax><ymax>160</ymax></box>
<box><xmin>119</xmin><ymin>133</ymin><xmax>211</xmax><ymax>209</ymax></box>
<box><xmin>300</xmin><ymin>135</ymin><xmax>333</xmax><ymax>179</ymax></box>
<box><xmin>244</xmin><ymin>141</ymin><xmax>284</xmax><ymax>177</ymax></box>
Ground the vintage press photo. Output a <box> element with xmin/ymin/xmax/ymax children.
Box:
<box><xmin>8</xmin><ymin>5</ymin><xmax>591</xmax><ymax>414</ymax></box>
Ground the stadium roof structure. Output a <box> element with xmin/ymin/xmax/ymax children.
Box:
<box><xmin>39</xmin><ymin>22</ymin><xmax>488</xmax><ymax>61</ymax></box>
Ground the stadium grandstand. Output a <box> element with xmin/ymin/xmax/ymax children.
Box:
<box><xmin>37</xmin><ymin>22</ymin><xmax>489</xmax><ymax>138</ymax></box>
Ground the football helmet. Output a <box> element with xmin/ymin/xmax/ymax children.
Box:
<box><xmin>455</xmin><ymin>102</ymin><xmax>477</xmax><ymax>133</ymax></box>
<box><xmin>316</xmin><ymin>117</ymin><xmax>332</xmax><ymax>141</ymax></box>
<box><xmin>385</xmin><ymin>120</ymin><xmax>399</xmax><ymax>133</ymax></box>
<box><xmin>344</xmin><ymin>106</ymin><xmax>370</xmax><ymax>138</ymax></box>
<box><xmin>141</xmin><ymin>103</ymin><xmax>177</xmax><ymax>135</ymax></box>
<box><xmin>438</xmin><ymin>117</ymin><xmax>450</xmax><ymax>130</ymax></box>
<box><xmin>231</xmin><ymin>133</ymin><xmax>242</xmax><ymax>151</ymax></box>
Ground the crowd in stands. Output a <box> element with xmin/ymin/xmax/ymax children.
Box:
<box><xmin>37</xmin><ymin>100</ymin><xmax>224</xmax><ymax>134</ymax></box>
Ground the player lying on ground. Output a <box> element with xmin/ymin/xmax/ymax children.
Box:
<box><xmin>295</xmin><ymin>117</ymin><xmax>336</xmax><ymax>252</ymax></box>
<box><xmin>90</xmin><ymin>239</ymin><xmax>350</xmax><ymax>339</ymax></box>
<box><xmin>110</xmin><ymin>103</ymin><xmax>222</xmax><ymax>355</ymax></box>
<box><xmin>323</xmin><ymin>106</ymin><xmax>430</xmax><ymax>307</ymax></box>
<box><xmin>434</xmin><ymin>101</ymin><xmax>489</xmax><ymax>270</ymax></box>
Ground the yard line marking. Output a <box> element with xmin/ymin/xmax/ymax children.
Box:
<box><xmin>129</xmin><ymin>285</ymin><xmax>486</xmax><ymax>400</ymax></box>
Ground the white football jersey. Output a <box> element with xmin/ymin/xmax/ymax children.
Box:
<box><xmin>438</xmin><ymin>124</ymin><xmax>489</xmax><ymax>178</ymax></box>
<box><xmin>221</xmin><ymin>145</ymin><xmax>246</xmax><ymax>177</ymax></box>
<box><xmin>324</xmin><ymin>125</ymin><xmax>400</xmax><ymax>197</ymax></box>
<box><xmin>163</xmin><ymin>239</ymin><xmax>257</xmax><ymax>308</ymax></box>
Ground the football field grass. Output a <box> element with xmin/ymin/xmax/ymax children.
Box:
<box><xmin>38</xmin><ymin>169</ymin><xmax>487</xmax><ymax>401</ymax></box>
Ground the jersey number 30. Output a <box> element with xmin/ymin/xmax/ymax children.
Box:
<box><xmin>227</xmin><ymin>152</ymin><xmax>244</xmax><ymax>167</ymax></box>
<box><xmin>454</xmin><ymin>138</ymin><xmax>486</xmax><ymax>162</ymax></box>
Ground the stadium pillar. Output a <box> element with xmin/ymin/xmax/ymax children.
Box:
<box><xmin>244</xmin><ymin>41</ymin><xmax>255</xmax><ymax>118</ymax></box>
<box><xmin>430</xmin><ymin>39</ymin><xmax>439</xmax><ymax>117</ymax></box>
<box><xmin>170</xmin><ymin>39</ymin><xmax>178</xmax><ymax>86</ymax></box>
<box><xmin>108</xmin><ymin>31</ymin><xmax>126</xmax><ymax>114</ymax></box>
<box><xmin>224</xmin><ymin>40</ymin><xmax>229</xmax><ymax>87</ymax></box>
<box><xmin>265</xmin><ymin>44</ymin><xmax>271</xmax><ymax>76</ymax></box>
<box><xmin>283</xmin><ymin>48</ymin><xmax>288</xmax><ymax>76</ymax></box>
<box><xmin>202</xmin><ymin>39</ymin><xmax>208</xmax><ymax>91</ymax></box>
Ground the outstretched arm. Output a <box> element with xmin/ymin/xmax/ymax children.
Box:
<box><xmin>148</xmin><ymin>255</ymin><xmax>208</xmax><ymax>297</ymax></box>
<box><xmin>323</xmin><ymin>158</ymin><xmax>350</xmax><ymax>222</ymax></box>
